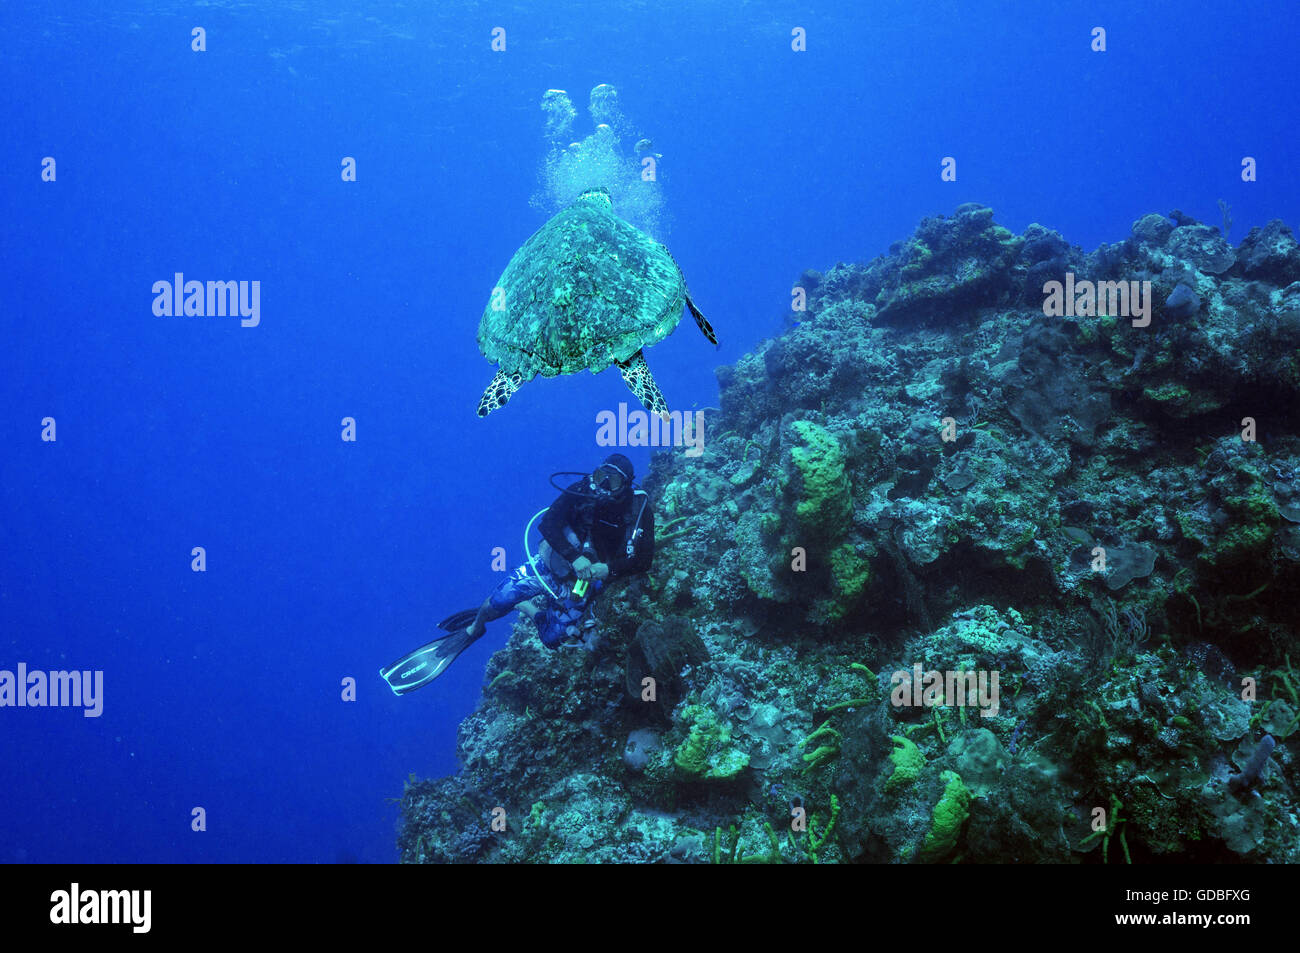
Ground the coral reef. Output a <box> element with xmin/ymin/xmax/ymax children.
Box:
<box><xmin>399</xmin><ymin>205</ymin><xmax>1300</xmax><ymax>863</ymax></box>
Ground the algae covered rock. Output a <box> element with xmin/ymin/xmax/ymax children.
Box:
<box><xmin>1168</xmin><ymin>222</ymin><xmax>1236</xmax><ymax>275</ymax></box>
<box><xmin>948</xmin><ymin>728</ymin><xmax>1007</xmax><ymax>798</ymax></box>
<box><xmin>872</xmin><ymin>203</ymin><xmax>1023</xmax><ymax>325</ymax></box>
<box><xmin>672</xmin><ymin>704</ymin><xmax>750</xmax><ymax>781</ymax></box>
<box><xmin>1236</xmin><ymin>219</ymin><xmax>1300</xmax><ymax>285</ymax></box>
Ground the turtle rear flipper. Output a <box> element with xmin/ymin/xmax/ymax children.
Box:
<box><xmin>478</xmin><ymin>369</ymin><xmax>523</xmax><ymax>417</ymax></box>
<box><xmin>685</xmin><ymin>294</ymin><xmax>717</xmax><ymax>346</ymax></box>
<box><xmin>616</xmin><ymin>350</ymin><xmax>669</xmax><ymax>418</ymax></box>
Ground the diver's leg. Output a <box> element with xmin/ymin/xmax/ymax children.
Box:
<box><xmin>471</xmin><ymin>567</ymin><xmax>546</xmax><ymax>636</ymax></box>
<box><xmin>535</xmin><ymin>607</ymin><xmax>569</xmax><ymax>648</ymax></box>
<box><xmin>467</xmin><ymin>596</ymin><xmax>498</xmax><ymax>638</ymax></box>
<box><xmin>533</xmin><ymin>593</ymin><xmax>594</xmax><ymax>649</ymax></box>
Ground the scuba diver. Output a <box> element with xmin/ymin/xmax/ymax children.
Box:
<box><xmin>381</xmin><ymin>453</ymin><xmax>655</xmax><ymax>695</ymax></box>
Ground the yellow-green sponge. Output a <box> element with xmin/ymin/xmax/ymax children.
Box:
<box><xmin>919</xmin><ymin>770</ymin><xmax>971</xmax><ymax>862</ymax></box>
<box><xmin>885</xmin><ymin>735</ymin><xmax>925</xmax><ymax>791</ymax></box>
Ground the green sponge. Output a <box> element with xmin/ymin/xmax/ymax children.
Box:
<box><xmin>829</xmin><ymin>541</ymin><xmax>871</xmax><ymax>601</ymax></box>
<box><xmin>918</xmin><ymin>770</ymin><xmax>971</xmax><ymax>862</ymax></box>
<box><xmin>885</xmin><ymin>735</ymin><xmax>925</xmax><ymax>791</ymax></box>
<box><xmin>674</xmin><ymin>705</ymin><xmax>750</xmax><ymax>781</ymax></box>
<box><xmin>789</xmin><ymin>420</ymin><xmax>851</xmax><ymax>535</ymax></box>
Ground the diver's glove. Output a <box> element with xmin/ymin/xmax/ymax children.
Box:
<box><xmin>572</xmin><ymin>555</ymin><xmax>593</xmax><ymax>580</ymax></box>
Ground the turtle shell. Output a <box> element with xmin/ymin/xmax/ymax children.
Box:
<box><xmin>477</xmin><ymin>191</ymin><xmax>686</xmax><ymax>379</ymax></box>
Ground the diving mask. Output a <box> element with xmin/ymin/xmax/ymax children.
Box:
<box><xmin>590</xmin><ymin>464</ymin><xmax>626</xmax><ymax>494</ymax></box>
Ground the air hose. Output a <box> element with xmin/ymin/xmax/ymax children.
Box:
<box><xmin>524</xmin><ymin>508</ymin><xmax>560</xmax><ymax>600</ymax></box>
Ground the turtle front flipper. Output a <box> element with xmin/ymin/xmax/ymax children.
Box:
<box><xmin>616</xmin><ymin>350</ymin><xmax>669</xmax><ymax>418</ymax></box>
<box><xmin>477</xmin><ymin>369</ymin><xmax>524</xmax><ymax>417</ymax></box>
<box><xmin>685</xmin><ymin>293</ymin><xmax>717</xmax><ymax>346</ymax></box>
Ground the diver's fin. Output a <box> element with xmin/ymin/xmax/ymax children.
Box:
<box><xmin>380</xmin><ymin>628</ymin><xmax>481</xmax><ymax>696</ymax></box>
<box><xmin>437</xmin><ymin>608</ymin><xmax>480</xmax><ymax>632</ymax></box>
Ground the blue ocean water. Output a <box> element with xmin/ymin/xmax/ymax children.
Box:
<box><xmin>2</xmin><ymin>1</ymin><xmax>1297</xmax><ymax>863</ymax></box>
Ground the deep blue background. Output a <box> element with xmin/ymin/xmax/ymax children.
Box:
<box><xmin>2</xmin><ymin>2</ymin><xmax>1297</xmax><ymax>862</ymax></box>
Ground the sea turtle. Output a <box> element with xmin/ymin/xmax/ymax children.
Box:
<box><xmin>476</xmin><ymin>188</ymin><xmax>717</xmax><ymax>418</ymax></box>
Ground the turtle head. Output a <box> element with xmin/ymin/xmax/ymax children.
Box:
<box><xmin>577</xmin><ymin>187</ymin><xmax>613</xmax><ymax>209</ymax></box>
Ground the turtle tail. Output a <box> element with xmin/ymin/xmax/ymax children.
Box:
<box><xmin>478</xmin><ymin>369</ymin><xmax>523</xmax><ymax>417</ymax></box>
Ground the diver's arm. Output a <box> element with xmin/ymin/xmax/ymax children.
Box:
<box><xmin>539</xmin><ymin>484</ymin><xmax>584</xmax><ymax>563</ymax></box>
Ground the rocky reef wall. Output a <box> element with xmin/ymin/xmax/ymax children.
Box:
<box><xmin>400</xmin><ymin>204</ymin><xmax>1300</xmax><ymax>863</ymax></box>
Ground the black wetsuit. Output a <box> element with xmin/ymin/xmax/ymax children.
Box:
<box><xmin>540</xmin><ymin>479</ymin><xmax>655</xmax><ymax>579</ymax></box>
